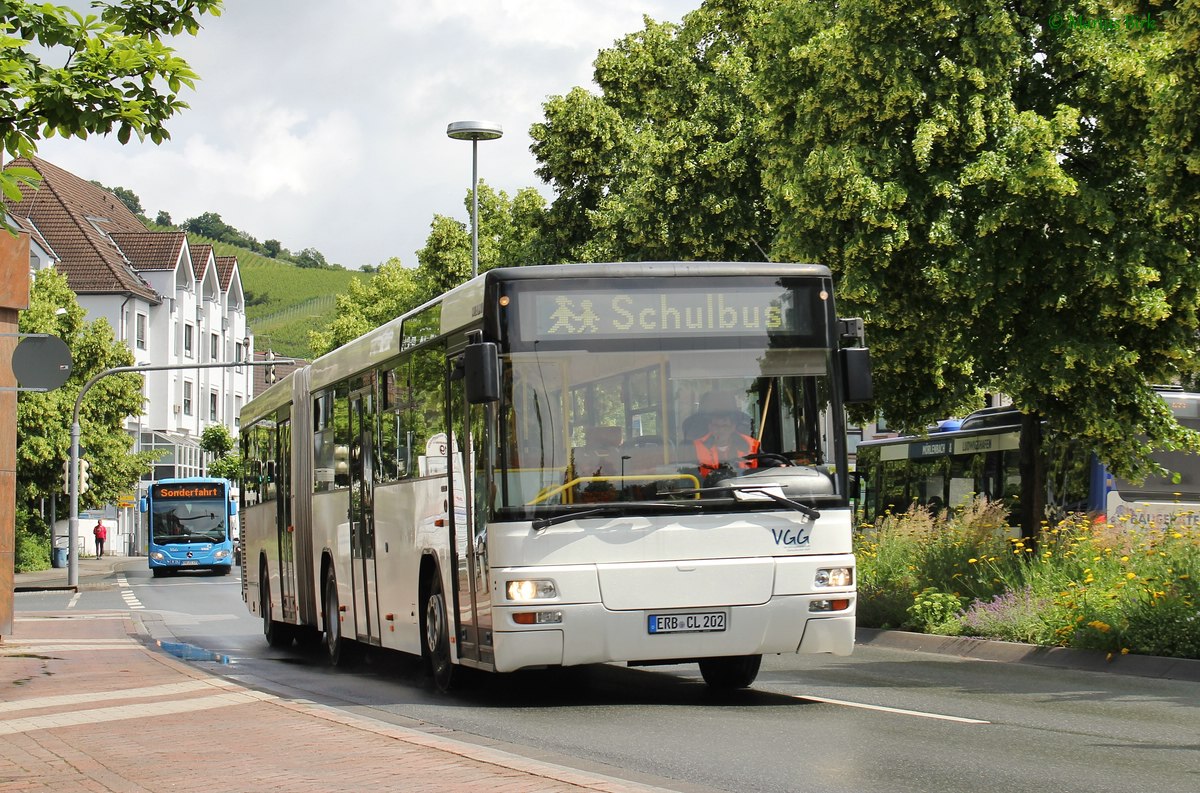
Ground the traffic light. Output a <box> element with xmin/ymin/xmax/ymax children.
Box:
<box><xmin>61</xmin><ymin>460</ymin><xmax>70</xmax><ymax>495</ymax></box>
<box><xmin>78</xmin><ymin>459</ymin><xmax>90</xmax><ymax>494</ymax></box>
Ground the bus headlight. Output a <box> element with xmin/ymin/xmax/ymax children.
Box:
<box><xmin>815</xmin><ymin>567</ymin><xmax>853</xmax><ymax>588</ymax></box>
<box><xmin>150</xmin><ymin>551</ymin><xmax>165</xmax><ymax>561</ymax></box>
<box><xmin>506</xmin><ymin>579</ymin><xmax>557</xmax><ymax>601</ymax></box>
<box><xmin>214</xmin><ymin>549</ymin><xmax>230</xmax><ymax>560</ymax></box>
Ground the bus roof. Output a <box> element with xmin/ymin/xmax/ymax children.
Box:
<box><xmin>243</xmin><ymin>262</ymin><xmax>834</xmax><ymax>421</ymax></box>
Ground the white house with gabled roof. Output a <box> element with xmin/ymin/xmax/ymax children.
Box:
<box><xmin>2</xmin><ymin>156</ymin><xmax>255</xmax><ymax>551</ymax></box>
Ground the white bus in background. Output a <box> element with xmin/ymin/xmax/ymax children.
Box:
<box><xmin>239</xmin><ymin>262</ymin><xmax>872</xmax><ymax>690</ymax></box>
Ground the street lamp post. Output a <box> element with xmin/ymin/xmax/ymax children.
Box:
<box><xmin>446</xmin><ymin>120</ymin><xmax>503</xmax><ymax>279</ymax></box>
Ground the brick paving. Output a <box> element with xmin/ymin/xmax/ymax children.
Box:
<box><xmin>0</xmin><ymin>609</ymin><xmax>674</xmax><ymax>792</ymax></box>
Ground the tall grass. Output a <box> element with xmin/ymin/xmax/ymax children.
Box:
<box><xmin>855</xmin><ymin>500</ymin><xmax>1200</xmax><ymax>659</ymax></box>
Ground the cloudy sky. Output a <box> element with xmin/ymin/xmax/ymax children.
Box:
<box><xmin>35</xmin><ymin>0</ymin><xmax>699</xmax><ymax>270</ymax></box>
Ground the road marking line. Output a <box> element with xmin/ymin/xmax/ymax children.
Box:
<box><xmin>67</xmin><ymin>592</ymin><xmax>81</xmax><ymax>609</ymax></box>
<box><xmin>794</xmin><ymin>694</ymin><xmax>991</xmax><ymax>724</ymax></box>
<box><xmin>0</xmin><ymin>678</ymin><xmax>241</xmax><ymax>714</ymax></box>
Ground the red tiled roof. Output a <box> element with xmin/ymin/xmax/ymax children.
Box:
<box><xmin>109</xmin><ymin>231</ymin><xmax>186</xmax><ymax>272</ymax></box>
<box><xmin>215</xmin><ymin>255</ymin><xmax>238</xmax><ymax>291</ymax></box>
<box><xmin>2</xmin><ymin>156</ymin><xmax>160</xmax><ymax>302</ymax></box>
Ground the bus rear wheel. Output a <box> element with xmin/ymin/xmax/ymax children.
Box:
<box><xmin>423</xmin><ymin>575</ymin><xmax>456</xmax><ymax>692</ymax></box>
<box><xmin>698</xmin><ymin>654</ymin><xmax>761</xmax><ymax>690</ymax></box>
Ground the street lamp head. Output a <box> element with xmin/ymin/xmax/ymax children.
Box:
<box><xmin>446</xmin><ymin>120</ymin><xmax>503</xmax><ymax>141</ymax></box>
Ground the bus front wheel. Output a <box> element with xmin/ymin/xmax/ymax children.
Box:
<box><xmin>423</xmin><ymin>574</ymin><xmax>456</xmax><ymax>692</ymax></box>
<box><xmin>698</xmin><ymin>654</ymin><xmax>761</xmax><ymax>690</ymax></box>
<box><xmin>261</xmin><ymin>564</ymin><xmax>294</xmax><ymax>648</ymax></box>
<box><xmin>323</xmin><ymin>568</ymin><xmax>356</xmax><ymax>666</ymax></box>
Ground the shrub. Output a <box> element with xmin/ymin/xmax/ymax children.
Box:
<box><xmin>855</xmin><ymin>501</ymin><xmax>1200</xmax><ymax>659</ymax></box>
<box><xmin>906</xmin><ymin>588</ymin><xmax>965</xmax><ymax>634</ymax></box>
<box><xmin>959</xmin><ymin>586</ymin><xmax>1058</xmax><ymax>644</ymax></box>
<box><xmin>14</xmin><ymin>505</ymin><xmax>50</xmax><ymax>572</ymax></box>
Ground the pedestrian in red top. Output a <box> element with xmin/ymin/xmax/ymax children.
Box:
<box><xmin>93</xmin><ymin>521</ymin><xmax>107</xmax><ymax>558</ymax></box>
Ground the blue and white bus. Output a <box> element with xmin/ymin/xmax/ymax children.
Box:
<box><xmin>855</xmin><ymin>389</ymin><xmax>1200</xmax><ymax>528</ymax></box>
<box><xmin>143</xmin><ymin>477</ymin><xmax>238</xmax><ymax>576</ymax></box>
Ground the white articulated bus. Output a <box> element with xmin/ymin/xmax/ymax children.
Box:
<box><xmin>240</xmin><ymin>262</ymin><xmax>872</xmax><ymax>690</ymax></box>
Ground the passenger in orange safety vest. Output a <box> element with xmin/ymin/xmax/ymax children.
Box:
<box><xmin>693</xmin><ymin>412</ymin><xmax>760</xmax><ymax>479</ymax></box>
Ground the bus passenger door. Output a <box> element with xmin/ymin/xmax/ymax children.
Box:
<box><xmin>276</xmin><ymin>420</ymin><xmax>297</xmax><ymax>620</ymax></box>
<box><xmin>447</xmin><ymin>363</ymin><xmax>493</xmax><ymax>667</ymax></box>
<box><xmin>348</xmin><ymin>387</ymin><xmax>381</xmax><ymax>646</ymax></box>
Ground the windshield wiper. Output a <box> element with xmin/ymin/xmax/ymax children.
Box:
<box><xmin>531</xmin><ymin>501</ymin><xmax>703</xmax><ymax>531</ymax></box>
<box><xmin>662</xmin><ymin>484</ymin><xmax>822</xmax><ymax>520</ymax></box>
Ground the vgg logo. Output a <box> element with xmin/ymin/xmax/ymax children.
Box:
<box><xmin>770</xmin><ymin>527</ymin><xmax>811</xmax><ymax>547</ymax></box>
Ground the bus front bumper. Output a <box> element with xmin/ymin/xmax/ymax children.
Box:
<box><xmin>490</xmin><ymin>596</ymin><xmax>855</xmax><ymax>673</ymax></box>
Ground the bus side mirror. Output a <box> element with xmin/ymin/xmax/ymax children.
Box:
<box><xmin>464</xmin><ymin>341</ymin><xmax>500</xmax><ymax>404</ymax></box>
<box><xmin>229</xmin><ymin>499</ymin><xmax>238</xmax><ymax>517</ymax></box>
<box><xmin>139</xmin><ymin>497</ymin><xmax>147</xmax><ymax>513</ymax></box>
<box><xmin>840</xmin><ymin>347</ymin><xmax>873</xmax><ymax>404</ymax></box>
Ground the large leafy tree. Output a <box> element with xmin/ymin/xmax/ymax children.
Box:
<box><xmin>311</xmin><ymin>183</ymin><xmax>547</xmax><ymax>356</ymax></box>
<box><xmin>17</xmin><ymin>271</ymin><xmax>160</xmax><ymax>534</ymax></box>
<box><xmin>0</xmin><ymin>0</ymin><xmax>223</xmax><ymax>209</ymax></box>
<box><xmin>531</xmin><ymin>0</ymin><xmax>772</xmax><ymax>263</ymax></box>
<box><xmin>754</xmin><ymin>0</ymin><xmax>1200</xmax><ymax>497</ymax></box>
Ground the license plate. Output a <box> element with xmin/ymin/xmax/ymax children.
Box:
<box><xmin>182</xmin><ymin>560</ymin><xmax>198</xmax><ymax>566</ymax></box>
<box><xmin>647</xmin><ymin>611</ymin><xmax>727</xmax><ymax>634</ymax></box>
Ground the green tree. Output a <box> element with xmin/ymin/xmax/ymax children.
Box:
<box><xmin>753</xmin><ymin>0</ymin><xmax>1200</xmax><ymax>530</ymax></box>
<box><xmin>263</xmin><ymin>239</ymin><xmax>282</xmax><ymax>258</ymax></box>
<box><xmin>200</xmin><ymin>424</ymin><xmax>240</xmax><ymax>482</ymax></box>
<box><xmin>89</xmin><ymin>182</ymin><xmax>144</xmax><ymax>216</ymax></box>
<box><xmin>1144</xmin><ymin>0</ymin><xmax>1200</xmax><ymax>230</ymax></box>
<box><xmin>16</xmin><ymin>270</ymin><xmax>160</xmax><ymax>567</ymax></box>
<box><xmin>154</xmin><ymin>210</ymin><xmax>173</xmax><ymax>227</ymax></box>
<box><xmin>111</xmin><ymin>185</ymin><xmax>143</xmax><ymax>217</ymax></box>
<box><xmin>182</xmin><ymin>211</ymin><xmax>232</xmax><ymax>239</ymax></box>
<box><xmin>309</xmin><ymin>257</ymin><xmax>423</xmax><ymax>355</ymax></box>
<box><xmin>531</xmin><ymin>1</ymin><xmax>771</xmax><ymax>263</ymax></box>
<box><xmin>311</xmin><ymin>183</ymin><xmax>547</xmax><ymax>357</ymax></box>
<box><xmin>0</xmin><ymin>1</ymin><xmax>223</xmax><ymax>213</ymax></box>
<box><xmin>295</xmin><ymin>247</ymin><xmax>330</xmax><ymax>269</ymax></box>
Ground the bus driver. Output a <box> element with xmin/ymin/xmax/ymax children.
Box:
<box><xmin>692</xmin><ymin>393</ymin><xmax>759</xmax><ymax>480</ymax></box>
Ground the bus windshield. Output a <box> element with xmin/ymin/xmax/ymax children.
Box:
<box><xmin>151</xmin><ymin>497</ymin><xmax>228</xmax><ymax>544</ymax></box>
<box><xmin>496</xmin><ymin>345</ymin><xmax>840</xmax><ymax>515</ymax></box>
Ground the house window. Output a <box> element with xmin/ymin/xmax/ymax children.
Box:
<box><xmin>136</xmin><ymin>314</ymin><xmax>147</xmax><ymax>350</ymax></box>
<box><xmin>184</xmin><ymin>324</ymin><xmax>194</xmax><ymax>358</ymax></box>
<box><xmin>234</xmin><ymin>396</ymin><xmax>242</xmax><ymax>428</ymax></box>
<box><xmin>209</xmin><ymin>390</ymin><xmax>218</xmax><ymax>421</ymax></box>
<box><xmin>210</xmin><ymin>333</ymin><xmax>219</xmax><ymax>362</ymax></box>
<box><xmin>183</xmin><ymin>381</ymin><xmax>193</xmax><ymax>416</ymax></box>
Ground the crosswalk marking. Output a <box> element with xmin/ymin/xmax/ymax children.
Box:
<box><xmin>0</xmin><ymin>678</ymin><xmax>240</xmax><ymax>714</ymax></box>
<box><xmin>0</xmin><ymin>691</ymin><xmax>271</xmax><ymax>736</ymax></box>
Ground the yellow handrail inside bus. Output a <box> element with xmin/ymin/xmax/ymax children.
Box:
<box><xmin>526</xmin><ymin>473</ymin><xmax>701</xmax><ymax>506</ymax></box>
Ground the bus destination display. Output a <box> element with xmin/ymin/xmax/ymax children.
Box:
<box><xmin>153</xmin><ymin>484</ymin><xmax>223</xmax><ymax>500</ymax></box>
<box><xmin>524</xmin><ymin>287</ymin><xmax>812</xmax><ymax>341</ymax></box>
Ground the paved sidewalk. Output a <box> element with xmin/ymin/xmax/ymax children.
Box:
<box><xmin>3</xmin><ymin>561</ymin><xmax>678</xmax><ymax>793</ymax></box>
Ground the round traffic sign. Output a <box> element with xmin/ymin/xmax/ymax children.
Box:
<box><xmin>12</xmin><ymin>334</ymin><xmax>73</xmax><ymax>390</ymax></box>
